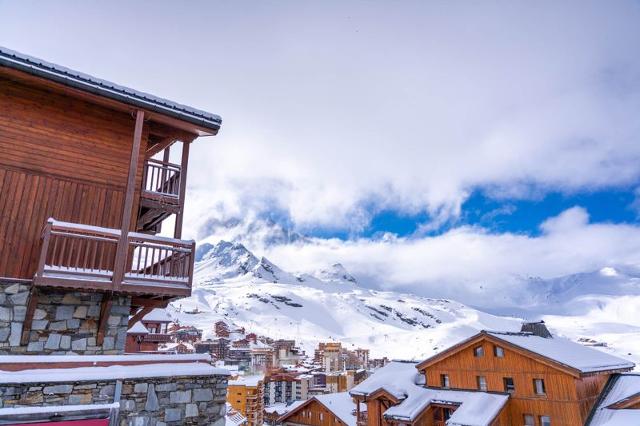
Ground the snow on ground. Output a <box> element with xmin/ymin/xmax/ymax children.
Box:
<box><xmin>170</xmin><ymin>241</ymin><xmax>639</xmax><ymax>364</ymax></box>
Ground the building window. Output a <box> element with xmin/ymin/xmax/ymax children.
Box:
<box><xmin>473</xmin><ymin>346</ymin><xmax>484</xmax><ymax>357</ymax></box>
<box><xmin>477</xmin><ymin>376</ymin><xmax>487</xmax><ymax>391</ymax></box>
<box><xmin>534</xmin><ymin>378</ymin><xmax>546</xmax><ymax>395</ymax></box>
<box><xmin>440</xmin><ymin>374</ymin><xmax>450</xmax><ymax>388</ymax></box>
<box><xmin>540</xmin><ymin>415</ymin><xmax>551</xmax><ymax>426</ymax></box>
<box><xmin>523</xmin><ymin>414</ymin><xmax>534</xmax><ymax>426</ymax></box>
<box><xmin>503</xmin><ymin>377</ymin><xmax>515</xmax><ymax>393</ymax></box>
<box><xmin>320</xmin><ymin>413</ymin><xmax>324</xmax><ymax>421</ymax></box>
<box><xmin>494</xmin><ymin>345</ymin><xmax>504</xmax><ymax>357</ymax></box>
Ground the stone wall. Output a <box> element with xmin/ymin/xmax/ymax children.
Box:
<box><xmin>0</xmin><ymin>281</ymin><xmax>130</xmax><ymax>355</ymax></box>
<box><xmin>0</xmin><ymin>374</ymin><xmax>228</xmax><ymax>426</ymax></box>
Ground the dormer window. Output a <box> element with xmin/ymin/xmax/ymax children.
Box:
<box><xmin>473</xmin><ymin>346</ymin><xmax>484</xmax><ymax>357</ymax></box>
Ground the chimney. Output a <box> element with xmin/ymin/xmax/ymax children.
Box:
<box><xmin>521</xmin><ymin>321</ymin><xmax>552</xmax><ymax>338</ymax></box>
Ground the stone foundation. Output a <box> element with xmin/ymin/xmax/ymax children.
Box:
<box><xmin>0</xmin><ymin>281</ymin><xmax>130</xmax><ymax>355</ymax></box>
<box><xmin>0</xmin><ymin>374</ymin><xmax>228</xmax><ymax>426</ymax></box>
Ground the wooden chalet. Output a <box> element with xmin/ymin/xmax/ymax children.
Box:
<box><xmin>278</xmin><ymin>392</ymin><xmax>358</xmax><ymax>426</ymax></box>
<box><xmin>125</xmin><ymin>308</ymin><xmax>173</xmax><ymax>352</ymax></box>
<box><xmin>0</xmin><ymin>47</ymin><xmax>221</xmax><ymax>345</ymax></box>
<box><xmin>351</xmin><ymin>323</ymin><xmax>635</xmax><ymax>426</ymax></box>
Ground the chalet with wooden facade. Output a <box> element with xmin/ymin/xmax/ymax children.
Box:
<box><xmin>0</xmin><ymin>46</ymin><xmax>229</xmax><ymax>424</ymax></box>
<box><xmin>586</xmin><ymin>373</ymin><xmax>640</xmax><ymax>425</ymax></box>
<box><xmin>125</xmin><ymin>308</ymin><xmax>173</xmax><ymax>352</ymax></box>
<box><xmin>278</xmin><ymin>392</ymin><xmax>359</xmax><ymax>426</ymax></box>
<box><xmin>351</xmin><ymin>323</ymin><xmax>635</xmax><ymax>426</ymax></box>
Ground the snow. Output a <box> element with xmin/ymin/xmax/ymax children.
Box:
<box><xmin>589</xmin><ymin>373</ymin><xmax>640</xmax><ymax>425</ymax></box>
<box><xmin>0</xmin><ymin>363</ymin><xmax>229</xmax><ymax>383</ymax></box>
<box><xmin>486</xmin><ymin>331</ymin><xmax>635</xmax><ymax>373</ymax></box>
<box><xmin>229</xmin><ymin>374</ymin><xmax>264</xmax><ymax>387</ymax></box>
<box><xmin>0</xmin><ymin>353</ymin><xmax>211</xmax><ymax>364</ymax></box>
<box><xmin>0</xmin><ymin>402</ymin><xmax>119</xmax><ymax>416</ymax></box>
<box><xmin>142</xmin><ymin>308</ymin><xmax>173</xmax><ymax>323</ymax></box>
<box><xmin>128</xmin><ymin>321</ymin><xmax>149</xmax><ymax>334</ymax></box>
<box><xmin>265</xmin><ymin>401</ymin><xmax>305</xmax><ymax>415</ymax></box>
<box><xmin>350</xmin><ymin>361</ymin><xmax>421</xmax><ymax>399</ymax></box>
<box><xmin>350</xmin><ymin>361</ymin><xmax>507</xmax><ymax>426</ymax></box>
<box><xmin>314</xmin><ymin>392</ymin><xmax>358</xmax><ymax>426</ymax></box>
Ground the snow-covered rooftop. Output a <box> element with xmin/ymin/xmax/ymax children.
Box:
<box><xmin>229</xmin><ymin>374</ymin><xmax>265</xmax><ymax>387</ymax></box>
<box><xmin>350</xmin><ymin>361</ymin><xmax>420</xmax><ymax>399</ymax></box>
<box><xmin>487</xmin><ymin>331</ymin><xmax>635</xmax><ymax>374</ymax></box>
<box><xmin>314</xmin><ymin>392</ymin><xmax>358</xmax><ymax>426</ymax></box>
<box><xmin>350</xmin><ymin>361</ymin><xmax>508</xmax><ymax>426</ymax></box>
<box><xmin>265</xmin><ymin>401</ymin><xmax>305</xmax><ymax>415</ymax></box>
<box><xmin>588</xmin><ymin>373</ymin><xmax>640</xmax><ymax>425</ymax></box>
<box><xmin>128</xmin><ymin>321</ymin><xmax>149</xmax><ymax>334</ymax></box>
<box><xmin>142</xmin><ymin>308</ymin><xmax>173</xmax><ymax>323</ymax></box>
<box><xmin>0</xmin><ymin>362</ymin><xmax>229</xmax><ymax>383</ymax></box>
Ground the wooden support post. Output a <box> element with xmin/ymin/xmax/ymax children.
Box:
<box><xmin>128</xmin><ymin>305</ymin><xmax>154</xmax><ymax>329</ymax></box>
<box><xmin>96</xmin><ymin>292</ymin><xmax>113</xmax><ymax>346</ymax></box>
<box><xmin>20</xmin><ymin>287</ymin><xmax>39</xmax><ymax>345</ymax></box>
<box><xmin>174</xmin><ymin>141</ymin><xmax>190</xmax><ymax>239</ymax></box>
<box><xmin>113</xmin><ymin>110</ymin><xmax>145</xmax><ymax>289</ymax></box>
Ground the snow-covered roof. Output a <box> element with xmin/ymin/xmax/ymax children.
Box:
<box><xmin>350</xmin><ymin>361</ymin><xmax>420</xmax><ymax>399</ymax></box>
<box><xmin>588</xmin><ymin>373</ymin><xmax>640</xmax><ymax>425</ymax></box>
<box><xmin>0</xmin><ymin>363</ymin><xmax>229</xmax><ymax>383</ymax></box>
<box><xmin>265</xmin><ymin>401</ymin><xmax>306</xmax><ymax>415</ymax></box>
<box><xmin>314</xmin><ymin>392</ymin><xmax>358</xmax><ymax>426</ymax></box>
<box><xmin>486</xmin><ymin>331</ymin><xmax>635</xmax><ymax>374</ymax></box>
<box><xmin>350</xmin><ymin>361</ymin><xmax>508</xmax><ymax>426</ymax></box>
<box><xmin>225</xmin><ymin>403</ymin><xmax>247</xmax><ymax>426</ymax></box>
<box><xmin>128</xmin><ymin>321</ymin><xmax>149</xmax><ymax>334</ymax></box>
<box><xmin>0</xmin><ymin>47</ymin><xmax>221</xmax><ymax>132</ymax></box>
<box><xmin>383</xmin><ymin>387</ymin><xmax>508</xmax><ymax>426</ymax></box>
<box><xmin>0</xmin><ymin>402</ymin><xmax>119</xmax><ymax>417</ymax></box>
<box><xmin>142</xmin><ymin>308</ymin><xmax>173</xmax><ymax>323</ymax></box>
<box><xmin>229</xmin><ymin>374</ymin><xmax>265</xmax><ymax>387</ymax></box>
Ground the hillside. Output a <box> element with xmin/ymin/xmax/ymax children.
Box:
<box><xmin>171</xmin><ymin>241</ymin><xmax>639</xmax><ymax>365</ymax></box>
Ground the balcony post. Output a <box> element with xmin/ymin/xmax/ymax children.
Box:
<box><xmin>174</xmin><ymin>140</ymin><xmax>190</xmax><ymax>239</ymax></box>
<box><xmin>113</xmin><ymin>110</ymin><xmax>145</xmax><ymax>289</ymax></box>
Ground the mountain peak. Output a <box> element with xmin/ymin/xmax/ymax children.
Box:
<box><xmin>313</xmin><ymin>262</ymin><xmax>358</xmax><ymax>285</ymax></box>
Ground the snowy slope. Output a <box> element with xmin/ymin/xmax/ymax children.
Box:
<box><xmin>171</xmin><ymin>242</ymin><xmax>638</xmax><ymax>365</ymax></box>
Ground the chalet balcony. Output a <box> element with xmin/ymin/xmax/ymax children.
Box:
<box><xmin>33</xmin><ymin>219</ymin><xmax>195</xmax><ymax>298</ymax></box>
<box><xmin>138</xmin><ymin>159</ymin><xmax>183</xmax><ymax>233</ymax></box>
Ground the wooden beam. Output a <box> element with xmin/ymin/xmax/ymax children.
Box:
<box><xmin>112</xmin><ymin>110</ymin><xmax>145</xmax><ymax>289</ymax></box>
<box><xmin>127</xmin><ymin>305</ymin><xmax>154</xmax><ymax>329</ymax></box>
<box><xmin>146</xmin><ymin>136</ymin><xmax>175</xmax><ymax>158</ymax></box>
<box><xmin>130</xmin><ymin>297</ymin><xmax>169</xmax><ymax>308</ymax></box>
<box><xmin>96</xmin><ymin>292</ymin><xmax>113</xmax><ymax>346</ymax></box>
<box><xmin>174</xmin><ymin>141</ymin><xmax>190</xmax><ymax>239</ymax></box>
<box><xmin>20</xmin><ymin>287</ymin><xmax>39</xmax><ymax>345</ymax></box>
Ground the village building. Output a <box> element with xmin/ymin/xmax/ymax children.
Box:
<box><xmin>264</xmin><ymin>401</ymin><xmax>306</xmax><ymax>425</ymax></box>
<box><xmin>351</xmin><ymin>322</ymin><xmax>635</xmax><ymax>426</ymax></box>
<box><xmin>0</xmin><ymin>46</ymin><xmax>228</xmax><ymax>424</ymax></box>
<box><xmin>124</xmin><ymin>308</ymin><xmax>172</xmax><ymax>352</ymax></box>
<box><xmin>228</xmin><ymin>374</ymin><xmax>266</xmax><ymax>426</ymax></box>
<box><xmin>586</xmin><ymin>372</ymin><xmax>640</xmax><ymax>425</ymax></box>
<box><xmin>278</xmin><ymin>392</ymin><xmax>360</xmax><ymax>426</ymax></box>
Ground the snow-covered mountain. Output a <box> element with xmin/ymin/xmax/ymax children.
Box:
<box><xmin>171</xmin><ymin>241</ymin><xmax>639</xmax><ymax>365</ymax></box>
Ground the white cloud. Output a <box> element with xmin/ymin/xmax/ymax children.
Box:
<box><xmin>261</xmin><ymin>207</ymin><xmax>640</xmax><ymax>308</ymax></box>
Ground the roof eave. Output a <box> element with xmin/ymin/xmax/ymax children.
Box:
<box><xmin>0</xmin><ymin>50</ymin><xmax>221</xmax><ymax>136</ymax></box>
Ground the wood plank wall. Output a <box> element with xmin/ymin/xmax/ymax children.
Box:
<box><xmin>283</xmin><ymin>399</ymin><xmax>348</xmax><ymax>426</ymax></box>
<box><xmin>421</xmin><ymin>339</ymin><xmax>610</xmax><ymax>425</ymax></box>
<box><xmin>0</xmin><ymin>76</ymin><xmax>147</xmax><ymax>279</ymax></box>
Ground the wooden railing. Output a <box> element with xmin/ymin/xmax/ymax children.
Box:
<box><xmin>142</xmin><ymin>159</ymin><xmax>181</xmax><ymax>199</ymax></box>
<box><xmin>35</xmin><ymin>219</ymin><xmax>195</xmax><ymax>297</ymax></box>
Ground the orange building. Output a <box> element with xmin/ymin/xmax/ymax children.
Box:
<box><xmin>279</xmin><ymin>392</ymin><xmax>359</xmax><ymax>426</ymax></box>
<box><xmin>351</xmin><ymin>323</ymin><xmax>635</xmax><ymax>426</ymax></box>
<box><xmin>228</xmin><ymin>375</ymin><xmax>266</xmax><ymax>426</ymax></box>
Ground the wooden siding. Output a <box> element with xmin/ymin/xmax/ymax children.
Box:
<box><xmin>420</xmin><ymin>338</ymin><xmax>609</xmax><ymax>425</ymax></box>
<box><xmin>282</xmin><ymin>399</ymin><xmax>348</xmax><ymax>426</ymax></box>
<box><xmin>0</xmin><ymin>76</ymin><xmax>147</xmax><ymax>279</ymax></box>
